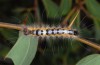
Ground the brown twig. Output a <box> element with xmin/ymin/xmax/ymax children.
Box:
<box><xmin>61</xmin><ymin>7</ymin><xmax>77</xmax><ymax>26</ymax></box>
<box><xmin>75</xmin><ymin>37</ymin><xmax>100</xmax><ymax>51</ymax></box>
<box><xmin>67</xmin><ymin>9</ymin><xmax>80</xmax><ymax>29</ymax></box>
<box><xmin>0</xmin><ymin>22</ymin><xmax>22</xmax><ymax>30</ymax></box>
<box><xmin>63</xmin><ymin>33</ymin><xmax>100</xmax><ymax>51</ymax></box>
<box><xmin>77</xmin><ymin>0</ymin><xmax>94</xmax><ymax>19</ymax></box>
<box><xmin>34</xmin><ymin>0</ymin><xmax>42</xmax><ymax>24</ymax></box>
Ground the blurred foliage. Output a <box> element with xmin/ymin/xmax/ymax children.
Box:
<box><xmin>85</xmin><ymin>0</ymin><xmax>100</xmax><ymax>41</ymax></box>
<box><xmin>0</xmin><ymin>0</ymin><xmax>100</xmax><ymax>65</ymax></box>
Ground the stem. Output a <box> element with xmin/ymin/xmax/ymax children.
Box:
<box><xmin>61</xmin><ymin>7</ymin><xmax>77</xmax><ymax>25</ymax></box>
<box><xmin>34</xmin><ymin>0</ymin><xmax>42</xmax><ymax>23</ymax></box>
<box><xmin>76</xmin><ymin>37</ymin><xmax>100</xmax><ymax>51</ymax></box>
<box><xmin>0</xmin><ymin>22</ymin><xmax>22</xmax><ymax>30</ymax></box>
<box><xmin>77</xmin><ymin>0</ymin><xmax>94</xmax><ymax>19</ymax></box>
<box><xmin>63</xmin><ymin>33</ymin><xmax>100</xmax><ymax>51</ymax></box>
<box><xmin>67</xmin><ymin>9</ymin><xmax>80</xmax><ymax>29</ymax></box>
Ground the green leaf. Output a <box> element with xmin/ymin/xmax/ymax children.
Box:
<box><xmin>42</xmin><ymin>0</ymin><xmax>59</xmax><ymax>18</ymax></box>
<box><xmin>42</xmin><ymin>0</ymin><xmax>72</xmax><ymax>18</ymax></box>
<box><xmin>85</xmin><ymin>0</ymin><xmax>100</xmax><ymax>19</ymax></box>
<box><xmin>85</xmin><ymin>0</ymin><xmax>100</xmax><ymax>40</ymax></box>
<box><xmin>6</xmin><ymin>32</ymin><xmax>38</xmax><ymax>65</ymax></box>
<box><xmin>93</xmin><ymin>19</ymin><xmax>100</xmax><ymax>40</ymax></box>
<box><xmin>76</xmin><ymin>54</ymin><xmax>100</xmax><ymax>65</ymax></box>
<box><xmin>59</xmin><ymin>0</ymin><xmax>72</xmax><ymax>16</ymax></box>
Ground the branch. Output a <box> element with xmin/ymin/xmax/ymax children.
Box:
<box><xmin>75</xmin><ymin>37</ymin><xmax>100</xmax><ymax>51</ymax></box>
<box><xmin>0</xmin><ymin>22</ymin><xmax>22</xmax><ymax>30</ymax></box>
<box><xmin>67</xmin><ymin>9</ymin><xmax>80</xmax><ymax>29</ymax></box>
<box><xmin>61</xmin><ymin>7</ymin><xmax>77</xmax><ymax>26</ymax></box>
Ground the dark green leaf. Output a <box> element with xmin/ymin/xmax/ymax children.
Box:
<box><xmin>59</xmin><ymin>0</ymin><xmax>72</xmax><ymax>16</ymax></box>
<box><xmin>0</xmin><ymin>28</ymin><xmax>18</xmax><ymax>43</ymax></box>
<box><xmin>93</xmin><ymin>19</ymin><xmax>100</xmax><ymax>40</ymax></box>
<box><xmin>85</xmin><ymin>0</ymin><xmax>100</xmax><ymax>19</ymax></box>
<box><xmin>42</xmin><ymin>0</ymin><xmax>59</xmax><ymax>18</ymax></box>
<box><xmin>85</xmin><ymin>0</ymin><xmax>100</xmax><ymax>40</ymax></box>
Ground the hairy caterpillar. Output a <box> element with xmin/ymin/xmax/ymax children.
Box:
<box><xmin>23</xmin><ymin>25</ymin><xmax>79</xmax><ymax>38</ymax></box>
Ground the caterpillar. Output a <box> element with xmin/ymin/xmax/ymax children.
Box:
<box><xmin>23</xmin><ymin>26</ymin><xmax>79</xmax><ymax>38</ymax></box>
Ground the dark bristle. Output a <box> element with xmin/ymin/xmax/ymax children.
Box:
<box><xmin>52</xmin><ymin>29</ymin><xmax>54</xmax><ymax>34</ymax></box>
<box><xmin>41</xmin><ymin>30</ymin><xmax>43</xmax><ymax>32</ymax></box>
<box><xmin>62</xmin><ymin>29</ymin><xmax>64</xmax><ymax>34</ymax></box>
<box><xmin>36</xmin><ymin>30</ymin><xmax>39</xmax><ymax>35</ymax></box>
<box><xmin>41</xmin><ymin>30</ymin><xmax>43</xmax><ymax>35</ymax></box>
<box><xmin>57</xmin><ymin>29</ymin><xmax>59</xmax><ymax>34</ymax></box>
<box><xmin>41</xmin><ymin>33</ymin><xmax>43</xmax><ymax>35</ymax></box>
<box><xmin>46</xmin><ymin>29</ymin><xmax>48</xmax><ymax>35</ymax></box>
<box><xmin>74</xmin><ymin>30</ymin><xmax>79</xmax><ymax>35</ymax></box>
